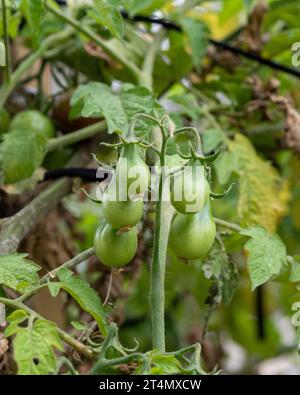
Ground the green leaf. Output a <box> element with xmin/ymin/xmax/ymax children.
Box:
<box><xmin>124</xmin><ymin>0</ymin><xmax>165</xmax><ymax>17</ymax></box>
<box><xmin>202</xmin><ymin>128</ymin><xmax>225</xmax><ymax>153</ymax></box>
<box><xmin>179</xmin><ymin>17</ymin><xmax>209</xmax><ymax>69</ymax></box>
<box><xmin>70</xmin><ymin>82</ymin><xmax>157</xmax><ymax>133</ymax></box>
<box><xmin>1</xmin><ymin>128</ymin><xmax>47</xmax><ymax>184</ymax></box>
<box><xmin>20</xmin><ymin>0</ymin><xmax>44</xmax><ymax>47</ymax></box>
<box><xmin>289</xmin><ymin>256</ymin><xmax>300</xmax><ymax>282</ymax></box>
<box><xmin>47</xmin><ymin>281</ymin><xmax>61</xmax><ymax>298</ymax></box>
<box><xmin>241</xmin><ymin>227</ymin><xmax>287</xmax><ymax>290</ymax></box>
<box><xmin>203</xmin><ymin>242</ymin><xmax>239</xmax><ymax>305</ymax></box>
<box><xmin>4</xmin><ymin>310</ymin><xmax>29</xmax><ymax>337</ymax></box>
<box><xmin>219</xmin><ymin>0</ymin><xmax>244</xmax><ymax>23</ymax></box>
<box><xmin>7</xmin><ymin>310</ymin><xmax>29</xmax><ymax>324</ymax></box>
<box><xmin>0</xmin><ymin>254</ymin><xmax>40</xmax><ymax>293</ymax></box>
<box><xmin>12</xmin><ymin>319</ymin><xmax>63</xmax><ymax>375</ymax></box>
<box><xmin>71</xmin><ymin>321</ymin><xmax>87</xmax><ymax>331</ymax></box>
<box><xmin>135</xmin><ymin>350</ymin><xmax>181</xmax><ymax>374</ymax></box>
<box><xmin>58</xmin><ymin>268</ymin><xmax>108</xmax><ymax>335</ymax></box>
<box><xmin>170</xmin><ymin>93</ymin><xmax>202</xmax><ymax>121</ymax></box>
<box><xmin>90</xmin><ymin>0</ymin><xmax>124</xmax><ymax>40</ymax></box>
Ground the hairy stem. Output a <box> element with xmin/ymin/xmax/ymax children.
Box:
<box><xmin>149</xmin><ymin>136</ymin><xmax>173</xmax><ymax>352</ymax></box>
<box><xmin>17</xmin><ymin>247</ymin><xmax>95</xmax><ymax>302</ymax></box>
<box><xmin>1</xmin><ymin>0</ymin><xmax>11</xmax><ymax>82</ymax></box>
<box><xmin>0</xmin><ymin>297</ymin><xmax>95</xmax><ymax>359</ymax></box>
<box><xmin>47</xmin><ymin>120</ymin><xmax>106</xmax><ymax>152</ymax></box>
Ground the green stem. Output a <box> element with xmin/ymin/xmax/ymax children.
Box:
<box><xmin>0</xmin><ymin>28</ymin><xmax>73</xmax><ymax>107</ymax></box>
<box><xmin>45</xmin><ymin>1</ymin><xmax>141</xmax><ymax>82</ymax></box>
<box><xmin>41</xmin><ymin>247</ymin><xmax>95</xmax><ymax>283</ymax></box>
<box><xmin>47</xmin><ymin>120</ymin><xmax>106</xmax><ymax>152</ymax></box>
<box><xmin>17</xmin><ymin>247</ymin><xmax>95</xmax><ymax>302</ymax></box>
<box><xmin>90</xmin><ymin>352</ymin><xmax>147</xmax><ymax>374</ymax></box>
<box><xmin>140</xmin><ymin>30</ymin><xmax>164</xmax><ymax>90</ymax></box>
<box><xmin>149</xmin><ymin>135</ymin><xmax>173</xmax><ymax>352</ymax></box>
<box><xmin>0</xmin><ymin>297</ymin><xmax>95</xmax><ymax>359</ymax></box>
<box><xmin>214</xmin><ymin>217</ymin><xmax>243</xmax><ymax>232</ymax></box>
<box><xmin>1</xmin><ymin>0</ymin><xmax>11</xmax><ymax>82</ymax></box>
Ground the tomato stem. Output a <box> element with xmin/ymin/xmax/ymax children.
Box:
<box><xmin>149</xmin><ymin>128</ymin><xmax>173</xmax><ymax>352</ymax></box>
<box><xmin>47</xmin><ymin>120</ymin><xmax>106</xmax><ymax>152</ymax></box>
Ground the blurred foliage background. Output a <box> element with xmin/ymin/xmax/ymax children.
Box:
<box><xmin>1</xmin><ymin>0</ymin><xmax>300</xmax><ymax>375</ymax></box>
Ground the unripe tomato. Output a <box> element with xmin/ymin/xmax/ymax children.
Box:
<box><xmin>0</xmin><ymin>108</ymin><xmax>10</xmax><ymax>135</ymax></box>
<box><xmin>170</xmin><ymin>158</ymin><xmax>210</xmax><ymax>214</ymax></box>
<box><xmin>169</xmin><ymin>202</ymin><xmax>216</xmax><ymax>260</ymax></box>
<box><xmin>94</xmin><ymin>223</ymin><xmax>138</xmax><ymax>268</ymax></box>
<box><xmin>10</xmin><ymin>110</ymin><xmax>55</xmax><ymax>139</ymax></box>
<box><xmin>102</xmin><ymin>186</ymin><xmax>144</xmax><ymax>229</ymax></box>
<box><xmin>116</xmin><ymin>143</ymin><xmax>150</xmax><ymax>197</ymax></box>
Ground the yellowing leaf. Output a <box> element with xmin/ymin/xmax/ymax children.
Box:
<box><xmin>223</xmin><ymin>134</ymin><xmax>288</xmax><ymax>232</ymax></box>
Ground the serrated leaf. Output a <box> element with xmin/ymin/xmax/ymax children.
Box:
<box><xmin>216</xmin><ymin>134</ymin><xmax>288</xmax><ymax>232</ymax></box>
<box><xmin>20</xmin><ymin>0</ymin><xmax>44</xmax><ymax>47</ymax></box>
<box><xmin>58</xmin><ymin>268</ymin><xmax>108</xmax><ymax>335</ymax></box>
<box><xmin>241</xmin><ymin>227</ymin><xmax>287</xmax><ymax>290</ymax></box>
<box><xmin>179</xmin><ymin>17</ymin><xmax>209</xmax><ymax>69</ymax></box>
<box><xmin>1</xmin><ymin>128</ymin><xmax>47</xmax><ymax>184</ymax></box>
<box><xmin>12</xmin><ymin>319</ymin><xmax>63</xmax><ymax>375</ymax></box>
<box><xmin>203</xmin><ymin>242</ymin><xmax>239</xmax><ymax>305</ymax></box>
<box><xmin>90</xmin><ymin>0</ymin><xmax>124</xmax><ymax>40</ymax></box>
<box><xmin>4</xmin><ymin>310</ymin><xmax>29</xmax><ymax>337</ymax></box>
<box><xmin>0</xmin><ymin>254</ymin><xmax>40</xmax><ymax>293</ymax></box>
<box><xmin>70</xmin><ymin>82</ymin><xmax>158</xmax><ymax>133</ymax></box>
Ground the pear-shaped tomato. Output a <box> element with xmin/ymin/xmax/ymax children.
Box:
<box><xmin>169</xmin><ymin>202</ymin><xmax>216</xmax><ymax>260</ymax></box>
<box><xmin>170</xmin><ymin>158</ymin><xmax>210</xmax><ymax>214</ymax></box>
<box><xmin>94</xmin><ymin>223</ymin><xmax>138</xmax><ymax>268</ymax></box>
<box><xmin>115</xmin><ymin>143</ymin><xmax>150</xmax><ymax>197</ymax></box>
<box><xmin>102</xmin><ymin>186</ymin><xmax>144</xmax><ymax>229</ymax></box>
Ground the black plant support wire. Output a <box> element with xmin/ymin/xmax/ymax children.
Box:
<box><xmin>43</xmin><ymin>168</ymin><xmax>105</xmax><ymax>182</ymax></box>
<box><xmin>120</xmin><ymin>11</ymin><xmax>300</xmax><ymax>79</ymax></box>
<box><xmin>52</xmin><ymin>1</ymin><xmax>300</xmax><ymax>79</ymax></box>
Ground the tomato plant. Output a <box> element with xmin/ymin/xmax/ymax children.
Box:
<box><xmin>0</xmin><ymin>0</ymin><xmax>300</xmax><ymax>378</ymax></box>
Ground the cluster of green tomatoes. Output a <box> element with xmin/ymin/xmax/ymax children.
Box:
<box><xmin>93</xmin><ymin>140</ymin><xmax>150</xmax><ymax>268</ymax></box>
<box><xmin>93</xmin><ymin>126</ymin><xmax>222</xmax><ymax>268</ymax></box>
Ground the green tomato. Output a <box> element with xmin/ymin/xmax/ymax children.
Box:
<box><xmin>94</xmin><ymin>223</ymin><xmax>138</xmax><ymax>268</ymax></box>
<box><xmin>102</xmin><ymin>187</ymin><xmax>144</xmax><ymax>229</ymax></box>
<box><xmin>10</xmin><ymin>110</ymin><xmax>55</xmax><ymax>139</ymax></box>
<box><xmin>0</xmin><ymin>108</ymin><xmax>10</xmax><ymax>135</ymax></box>
<box><xmin>169</xmin><ymin>202</ymin><xmax>216</xmax><ymax>260</ymax></box>
<box><xmin>170</xmin><ymin>158</ymin><xmax>210</xmax><ymax>214</ymax></box>
<box><xmin>116</xmin><ymin>143</ymin><xmax>150</xmax><ymax>197</ymax></box>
